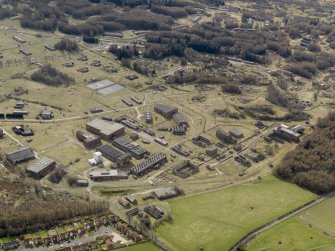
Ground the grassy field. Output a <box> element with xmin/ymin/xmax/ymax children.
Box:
<box><xmin>298</xmin><ymin>196</ymin><xmax>335</xmax><ymax>236</ymax></box>
<box><xmin>246</xmin><ymin>196</ymin><xmax>335</xmax><ymax>251</ymax></box>
<box><xmin>117</xmin><ymin>242</ymin><xmax>162</xmax><ymax>251</ymax></box>
<box><xmin>156</xmin><ymin>176</ymin><xmax>317</xmax><ymax>251</ymax></box>
<box><xmin>246</xmin><ymin>218</ymin><xmax>335</xmax><ymax>251</ymax></box>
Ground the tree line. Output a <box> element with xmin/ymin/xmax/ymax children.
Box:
<box><xmin>275</xmin><ymin>112</ymin><xmax>335</xmax><ymax>194</ymax></box>
<box><xmin>0</xmin><ymin>180</ymin><xmax>109</xmax><ymax>237</ymax></box>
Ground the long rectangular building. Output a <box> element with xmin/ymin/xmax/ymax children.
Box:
<box><xmin>130</xmin><ymin>153</ymin><xmax>167</xmax><ymax>176</ymax></box>
<box><xmin>113</xmin><ymin>136</ymin><xmax>148</xmax><ymax>159</ymax></box>
<box><xmin>89</xmin><ymin>170</ymin><xmax>128</xmax><ymax>181</ymax></box>
<box><xmin>6</xmin><ymin>147</ymin><xmax>35</xmax><ymax>165</ymax></box>
<box><xmin>96</xmin><ymin>144</ymin><xmax>132</xmax><ymax>166</ymax></box>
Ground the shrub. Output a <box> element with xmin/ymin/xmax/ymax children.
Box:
<box><xmin>222</xmin><ymin>84</ymin><xmax>241</xmax><ymax>94</ymax></box>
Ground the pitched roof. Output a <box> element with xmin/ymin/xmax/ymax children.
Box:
<box><xmin>6</xmin><ymin>147</ymin><xmax>35</xmax><ymax>163</ymax></box>
<box><xmin>26</xmin><ymin>157</ymin><xmax>55</xmax><ymax>174</ymax></box>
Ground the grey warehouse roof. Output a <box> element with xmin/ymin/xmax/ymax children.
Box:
<box><xmin>27</xmin><ymin>157</ymin><xmax>55</xmax><ymax>174</ymax></box>
<box><xmin>6</xmin><ymin>147</ymin><xmax>35</xmax><ymax>163</ymax></box>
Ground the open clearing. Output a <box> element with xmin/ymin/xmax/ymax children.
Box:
<box><xmin>246</xmin><ymin>196</ymin><xmax>335</xmax><ymax>251</ymax></box>
<box><xmin>156</xmin><ymin>176</ymin><xmax>317</xmax><ymax>251</ymax></box>
<box><xmin>298</xmin><ymin>196</ymin><xmax>335</xmax><ymax>237</ymax></box>
<box><xmin>245</xmin><ymin>218</ymin><xmax>335</xmax><ymax>251</ymax></box>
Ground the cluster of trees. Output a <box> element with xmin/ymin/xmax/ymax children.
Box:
<box><xmin>109</xmin><ymin>44</ymin><xmax>139</xmax><ymax>60</ymax></box>
<box><xmin>266</xmin><ymin>83</ymin><xmax>289</xmax><ymax>107</ymax></box>
<box><xmin>0</xmin><ymin>7</ymin><xmax>17</xmax><ymax>20</ymax></box>
<box><xmin>18</xmin><ymin>0</ymin><xmax>173</xmax><ymax>34</ymax></box>
<box><xmin>31</xmin><ymin>65</ymin><xmax>74</xmax><ymax>86</ymax></box>
<box><xmin>286</xmin><ymin>62</ymin><xmax>317</xmax><ymax>79</ymax></box>
<box><xmin>48</xmin><ymin>166</ymin><xmax>66</xmax><ymax>184</ymax></box>
<box><xmin>275</xmin><ymin>112</ymin><xmax>335</xmax><ymax>194</ymax></box>
<box><xmin>222</xmin><ymin>83</ymin><xmax>242</xmax><ymax>94</ymax></box>
<box><xmin>118</xmin><ymin>9</ymin><xmax>173</xmax><ymax>30</ymax></box>
<box><xmin>54</xmin><ymin>39</ymin><xmax>79</xmax><ymax>52</ymax></box>
<box><xmin>286</xmin><ymin>50</ymin><xmax>335</xmax><ymax>78</ymax></box>
<box><xmin>0</xmin><ymin>180</ymin><xmax>109</xmax><ymax>237</ymax></box>
<box><xmin>20</xmin><ymin>5</ymin><xmax>64</xmax><ymax>32</ymax></box>
<box><xmin>286</xmin><ymin>20</ymin><xmax>334</xmax><ymax>39</ymax></box>
<box><xmin>58</xmin><ymin>9</ymin><xmax>173</xmax><ymax>36</ymax></box>
<box><xmin>144</xmin><ymin>24</ymin><xmax>291</xmax><ymax>63</ymax></box>
<box><xmin>20</xmin><ymin>14</ymin><xmax>58</xmax><ymax>32</ymax></box>
<box><xmin>151</xmin><ymin>5</ymin><xmax>194</xmax><ymax>18</ymax></box>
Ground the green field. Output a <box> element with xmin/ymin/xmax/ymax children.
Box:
<box><xmin>246</xmin><ymin>218</ymin><xmax>335</xmax><ymax>251</ymax></box>
<box><xmin>246</xmin><ymin>197</ymin><xmax>335</xmax><ymax>251</ymax></box>
<box><xmin>298</xmin><ymin>197</ymin><xmax>335</xmax><ymax>236</ymax></box>
<box><xmin>117</xmin><ymin>242</ymin><xmax>162</xmax><ymax>251</ymax></box>
<box><xmin>156</xmin><ymin>176</ymin><xmax>317</xmax><ymax>251</ymax></box>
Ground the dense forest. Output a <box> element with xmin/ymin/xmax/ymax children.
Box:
<box><xmin>1</xmin><ymin>0</ymin><xmax>334</xmax><ymax>69</ymax></box>
<box><xmin>275</xmin><ymin>112</ymin><xmax>335</xmax><ymax>194</ymax></box>
<box><xmin>0</xmin><ymin>180</ymin><xmax>109</xmax><ymax>237</ymax></box>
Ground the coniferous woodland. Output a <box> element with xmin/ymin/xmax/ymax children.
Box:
<box><xmin>275</xmin><ymin>112</ymin><xmax>335</xmax><ymax>194</ymax></box>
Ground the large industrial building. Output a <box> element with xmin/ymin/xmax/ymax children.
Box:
<box><xmin>86</xmin><ymin>119</ymin><xmax>125</xmax><ymax>140</ymax></box>
<box><xmin>154</xmin><ymin>104</ymin><xmax>178</xmax><ymax>118</ymax></box>
<box><xmin>273</xmin><ymin>124</ymin><xmax>302</xmax><ymax>142</ymax></box>
<box><xmin>113</xmin><ymin>136</ymin><xmax>148</xmax><ymax>159</ymax></box>
<box><xmin>26</xmin><ymin>157</ymin><xmax>56</xmax><ymax>179</ymax></box>
<box><xmin>130</xmin><ymin>153</ymin><xmax>167</xmax><ymax>176</ymax></box>
<box><xmin>96</xmin><ymin>144</ymin><xmax>132</xmax><ymax>166</ymax></box>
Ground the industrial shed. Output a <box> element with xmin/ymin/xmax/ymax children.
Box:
<box><xmin>5</xmin><ymin>147</ymin><xmax>35</xmax><ymax>165</ymax></box>
<box><xmin>26</xmin><ymin>157</ymin><xmax>56</xmax><ymax>179</ymax></box>
<box><xmin>86</xmin><ymin>119</ymin><xmax>125</xmax><ymax>140</ymax></box>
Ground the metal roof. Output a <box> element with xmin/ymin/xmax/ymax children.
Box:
<box><xmin>87</xmin><ymin>119</ymin><xmax>124</xmax><ymax>136</ymax></box>
<box><xmin>6</xmin><ymin>147</ymin><xmax>35</xmax><ymax>163</ymax></box>
<box><xmin>27</xmin><ymin>157</ymin><xmax>55</xmax><ymax>174</ymax></box>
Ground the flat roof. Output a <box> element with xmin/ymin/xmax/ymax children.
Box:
<box><xmin>155</xmin><ymin>104</ymin><xmax>178</xmax><ymax>114</ymax></box>
<box><xmin>229</xmin><ymin>129</ymin><xmax>243</xmax><ymax>135</ymax></box>
<box><xmin>89</xmin><ymin>170</ymin><xmax>127</xmax><ymax>178</ymax></box>
<box><xmin>280</xmin><ymin>127</ymin><xmax>300</xmax><ymax>137</ymax></box>
<box><xmin>96</xmin><ymin>144</ymin><xmax>123</xmax><ymax>159</ymax></box>
<box><xmin>98</xmin><ymin>84</ymin><xmax>124</xmax><ymax>95</ymax></box>
<box><xmin>87</xmin><ymin>119</ymin><xmax>124</xmax><ymax>136</ymax></box>
<box><xmin>87</xmin><ymin>79</ymin><xmax>114</xmax><ymax>90</ymax></box>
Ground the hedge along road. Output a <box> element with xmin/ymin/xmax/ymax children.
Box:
<box><xmin>228</xmin><ymin>192</ymin><xmax>335</xmax><ymax>251</ymax></box>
